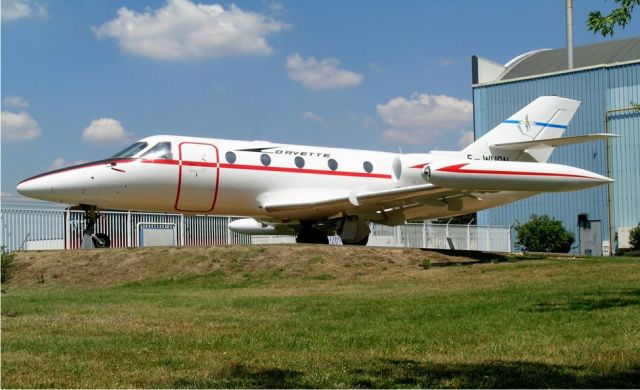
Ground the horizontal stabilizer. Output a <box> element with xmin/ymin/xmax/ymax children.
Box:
<box><xmin>490</xmin><ymin>133</ymin><xmax>619</xmax><ymax>151</ymax></box>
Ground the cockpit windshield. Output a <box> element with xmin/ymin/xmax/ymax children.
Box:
<box><xmin>141</xmin><ymin>142</ymin><xmax>173</xmax><ymax>160</ymax></box>
<box><xmin>111</xmin><ymin>142</ymin><xmax>148</xmax><ymax>158</ymax></box>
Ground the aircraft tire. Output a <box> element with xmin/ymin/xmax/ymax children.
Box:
<box><xmin>296</xmin><ymin>228</ymin><xmax>329</xmax><ymax>244</ymax></box>
<box><xmin>342</xmin><ymin>234</ymin><xmax>369</xmax><ymax>246</ymax></box>
<box><xmin>92</xmin><ymin>233</ymin><xmax>111</xmax><ymax>248</ymax></box>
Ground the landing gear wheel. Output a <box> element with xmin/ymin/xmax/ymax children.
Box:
<box><xmin>92</xmin><ymin>233</ymin><xmax>111</xmax><ymax>248</ymax></box>
<box><xmin>342</xmin><ymin>234</ymin><xmax>369</xmax><ymax>246</ymax></box>
<box><xmin>296</xmin><ymin>225</ymin><xmax>329</xmax><ymax>244</ymax></box>
<box><xmin>80</xmin><ymin>204</ymin><xmax>110</xmax><ymax>249</ymax></box>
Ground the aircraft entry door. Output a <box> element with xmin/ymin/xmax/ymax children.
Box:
<box><xmin>175</xmin><ymin>142</ymin><xmax>219</xmax><ymax>212</ymax></box>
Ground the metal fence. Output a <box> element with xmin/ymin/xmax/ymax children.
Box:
<box><xmin>1</xmin><ymin>208</ymin><xmax>512</xmax><ymax>252</ymax></box>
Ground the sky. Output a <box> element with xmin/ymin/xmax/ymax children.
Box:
<box><xmin>2</xmin><ymin>0</ymin><xmax>639</xmax><ymax>195</ymax></box>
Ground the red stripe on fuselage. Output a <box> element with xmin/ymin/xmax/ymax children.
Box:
<box><xmin>437</xmin><ymin>163</ymin><xmax>595</xmax><ymax>179</ymax></box>
<box><xmin>218</xmin><ymin>163</ymin><xmax>392</xmax><ymax>179</ymax></box>
<box><xmin>20</xmin><ymin>157</ymin><xmax>392</xmax><ymax>188</ymax></box>
<box><xmin>142</xmin><ymin>159</ymin><xmax>217</xmax><ymax>168</ymax></box>
<box><xmin>141</xmin><ymin>159</ymin><xmax>179</xmax><ymax>165</ymax></box>
<box><xmin>142</xmin><ymin>159</ymin><xmax>387</xmax><ymax>178</ymax></box>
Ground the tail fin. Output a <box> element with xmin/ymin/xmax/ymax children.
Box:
<box><xmin>463</xmin><ymin>96</ymin><xmax>580</xmax><ymax>162</ymax></box>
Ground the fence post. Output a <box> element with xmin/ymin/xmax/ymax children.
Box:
<box><xmin>403</xmin><ymin>224</ymin><xmax>408</xmax><ymax>248</ymax></box>
<box><xmin>64</xmin><ymin>209</ymin><xmax>70</xmax><ymax>249</ymax></box>
<box><xmin>486</xmin><ymin>225</ymin><xmax>490</xmax><ymax>251</ymax></box>
<box><xmin>422</xmin><ymin>221</ymin><xmax>427</xmax><ymax>248</ymax></box>
<box><xmin>126</xmin><ymin>211</ymin><xmax>132</xmax><ymax>247</ymax></box>
<box><xmin>227</xmin><ymin>216</ymin><xmax>232</xmax><ymax>245</ymax></box>
<box><xmin>180</xmin><ymin>214</ymin><xmax>185</xmax><ymax>246</ymax></box>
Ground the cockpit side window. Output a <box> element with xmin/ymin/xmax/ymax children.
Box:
<box><xmin>112</xmin><ymin>142</ymin><xmax>148</xmax><ymax>158</ymax></box>
<box><xmin>141</xmin><ymin>142</ymin><xmax>173</xmax><ymax>160</ymax></box>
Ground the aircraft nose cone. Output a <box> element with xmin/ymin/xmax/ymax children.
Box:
<box><xmin>16</xmin><ymin>178</ymin><xmax>50</xmax><ymax>199</ymax></box>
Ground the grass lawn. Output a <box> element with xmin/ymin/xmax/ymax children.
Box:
<box><xmin>1</xmin><ymin>247</ymin><xmax>639</xmax><ymax>388</ymax></box>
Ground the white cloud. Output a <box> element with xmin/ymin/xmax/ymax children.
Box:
<box><xmin>369</xmin><ymin>62</ymin><xmax>382</xmax><ymax>73</ymax></box>
<box><xmin>2</xmin><ymin>96</ymin><xmax>30</xmax><ymax>108</ymax></box>
<box><xmin>438</xmin><ymin>58</ymin><xmax>455</xmax><ymax>66</ymax></box>
<box><xmin>93</xmin><ymin>0</ymin><xmax>289</xmax><ymax>60</ymax></box>
<box><xmin>302</xmin><ymin>111</ymin><xmax>326</xmax><ymax>125</ymax></box>
<box><xmin>377</xmin><ymin>93</ymin><xmax>472</xmax><ymax>146</ymax></box>
<box><xmin>263</xmin><ymin>0</ymin><xmax>285</xmax><ymax>14</ymax></box>
<box><xmin>1</xmin><ymin>111</ymin><xmax>42</xmax><ymax>142</ymax></box>
<box><xmin>1</xmin><ymin>0</ymin><xmax>47</xmax><ymax>21</ymax></box>
<box><xmin>49</xmin><ymin>158</ymin><xmax>88</xmax><ymax>170</ymax></box>
<box><xmin>348</xmin><ymin>112</ymin><xmax>376</xmax><ymax>130</ymax></box>
<box><xmin>458</xmin><ymin>130</ymin><xmax>475</xmax><ymax>147</ymax></box>
<box><xmin>286</xmin><ymin>53</ymin><xmax>364</xmax><ymax>90</ymax></box>
<box><xmin>82</xmin><ymin>118</ymin><xmax>132</xmax><ymax>144</ymax></box>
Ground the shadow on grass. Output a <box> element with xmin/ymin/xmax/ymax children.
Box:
<box><xmin>424</xmin><ymin>250</ymin><xmax>518</xmax><ymax>267</ymax></box>
<box><xmin>351</xmin><ymin>359</ymin><xmax>640</xmax><ymax>388</ymax></box>
<box><xmin>173</xmin><ymin>363</ymin><xmax>304</xmax><ymax>388</ymax></box>
<box><xmin>171</xmin><ymin>359</ymin><xmax>638</xmax><ymax>388</ymax></box>
<box><xmin>531</xmin><ymin>288</ymin><xmax>640</xmax><ymax>312</ymax></box>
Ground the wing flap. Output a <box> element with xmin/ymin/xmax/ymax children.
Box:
<box><xmin>490</xmin><ymin>133</ymin><xmax>619</xmax><ymax>150</ymax></box>
<box><xmin>356</xmin><ymin>183</ymin><xmax>450</xmax><ymax>205</ymax></box>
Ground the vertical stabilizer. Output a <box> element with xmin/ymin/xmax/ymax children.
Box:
<box><xmin>463</xmin><ymin>96</ymin><xmax>580</xmax><ymax>162</ymax></box>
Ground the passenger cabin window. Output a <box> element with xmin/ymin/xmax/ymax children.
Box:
<box><xmin>363</xmin><ymin>161</ymin><xmax>373</xmax><ymax>173</ymax></box>
<box><xmin>294</xmin><ymin>156</ymin><xmax>305</xmax><ymax>168</ymax></box>
<box><xmin>260</xmin><ymin>154</ymin><xmax>271</xmax><ymax>166</ymax></box>
<box><xmin>141</xmin><ymin>142</ymin><xmax>173</xmax><ymax>160</ymax></box>
<box><xmin>225</xmin><ymin>151</ymin><xmax>237</xmax><ymax>164</ymax></box>
<box><xmin>328</xmin><ymin>159</ymin><xmax>338</xmax><ymax>171</ymax></box>
<box><xmin>112</xmin><ymin>142</ymin><xmax>148</xmax><ymax>158</ymax></box>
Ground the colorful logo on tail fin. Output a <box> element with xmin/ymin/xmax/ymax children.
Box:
<box><xmin>520</xmin><ymin>115</ymin><xmax>532</xmax><ymax>132</ymax></box>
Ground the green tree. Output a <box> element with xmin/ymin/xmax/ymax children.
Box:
<box><xmin>515</xmin><ymin>214</ymin><xmax>575</xmax><ymax>253</ymax></box>
<box><xmin>629</xmin><ymin>224</ymin><xmax>640</xmax><ymax>250</ymax></box>
<box><xmin>588</xmin><ymin>0</ymin><xmax>639</xmax><ymax>36</ymax></box>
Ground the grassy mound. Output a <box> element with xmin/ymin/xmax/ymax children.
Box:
<box><xmin>1</xmin><ymin>246</ymin><xmax>638</xmax><ymax>388</ymax></box>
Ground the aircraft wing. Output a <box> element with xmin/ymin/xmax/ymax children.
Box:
<box><xmin>355</xmin><ymin>184</ymin><xmax>451</xmax><ymax>205</ymax></box>
<box><xmin>261</xmin><ymin>184</ymin><xmax>457</xmax><ymax>223</ymax></box>
<box><xmin>264</xmin><ymin>195</ymin><xmax>352</xmax><ymax>213</ymax></box>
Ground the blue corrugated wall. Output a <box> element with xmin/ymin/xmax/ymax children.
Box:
<box><xmin>608</xmin><ymin>65</ymin><xmax>640</xmax><ymax>230</ymax></box>
<box><xmin>473</xmin><ymin>62</ymin><xmax>639</xmax><ymax>252</ymax></box>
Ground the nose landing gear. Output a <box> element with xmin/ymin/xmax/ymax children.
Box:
<box><xmin>81</xmin><ymin>205</ymin><xmax>111</xmax><ymax>248</ymax></box>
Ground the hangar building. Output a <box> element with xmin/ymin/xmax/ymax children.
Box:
<box><xmin>472</xmin><ymin>37</ymin><xmax>640</xmax><ymax>255</ymax></box>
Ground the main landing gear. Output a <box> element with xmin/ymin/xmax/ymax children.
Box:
<box><xmin>81</xmin><ymin>205</ymin><xmax>111</xmax><ymax>248</ymax></box>
<box><xmin>296</xmin><ymin>223</ymin><xmax>329</xmax><ymax>244</ymax></box>
<box><xmin>339</xmin><ymin>216</ymin><xmax>370</xmax><ymax>246</ymax></box>
<box><xmin>295</xmin><ymin>217</ymin><xmax>371</xmax><ymax>246</ymax></box>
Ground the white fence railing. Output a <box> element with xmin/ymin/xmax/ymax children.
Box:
<box><xmin>1</xmin><ymin>208</ymin><xmax>512</xmax><ymax>252</ymax></box>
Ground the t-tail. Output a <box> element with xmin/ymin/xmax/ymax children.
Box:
<box><xmin>463</xmin><ymin>96</ymin><xmax>581</xmax><ymax>163</ymax></box>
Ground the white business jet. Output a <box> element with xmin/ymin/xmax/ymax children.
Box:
<box><xmin>17</xmin><ymin>96</ymin><xmax>616</xmax><ymax>247</ymax></box>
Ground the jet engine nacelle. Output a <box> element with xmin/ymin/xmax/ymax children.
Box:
<box><xmin>391</xmin><ymin>154</ymin><xmax>436</xmax><ymax>186</ymax></box>
<box><xmin>228</xmin><ymin>218</ymin><xmax>296</xmax><ymax>236</ymax></box>
<box><xmin>423</xmin><ymin>160</ymin><xmax>612</xmax><ymax>192</ymax></box>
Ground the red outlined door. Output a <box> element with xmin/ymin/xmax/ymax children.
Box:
<box><xmin>174</xmin><ymin>142</ymin><xmax>219</xmax><ymax>212</ymax></box>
